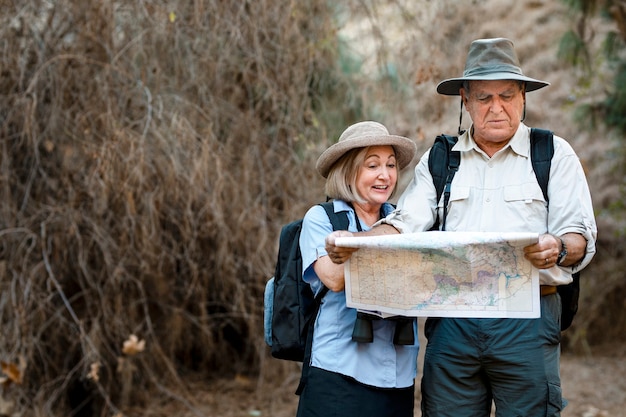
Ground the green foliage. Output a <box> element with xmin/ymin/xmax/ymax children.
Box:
<box><xmin>604</xmin><ymin>62</ymin><xmax>626</xmax><ymax>132</ymax></box>
<box><xmin>558</xmin><ymin>30</ymin><xmax>590</xmax><ymax>68</ymax></box>
<box><xmin>603</xmin><ymin>30</ymin><xmax>623</xmax><ymax>59</ymax></box>
<box><xmin>561</xmin><ymin>0</ymin><xmax>601</xmax><ymax>14</ymax></box>
<box><xmin>559</xmin><ymin>0</ymin><xmax>626</xmax><ymax>136</ymax></box>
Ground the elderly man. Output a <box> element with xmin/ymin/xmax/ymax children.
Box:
<box><xmin>325</xmin><ymin>38</ymin><xmax>597</xmax><ymax>417</ymax></box>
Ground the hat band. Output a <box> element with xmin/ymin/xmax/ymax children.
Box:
<box><xmin>464</xmin><ymin>64</ymin><xmax>523</xmax><ymax>77</ymax></box>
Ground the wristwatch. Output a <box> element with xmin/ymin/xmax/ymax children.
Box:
<box><xmin>556</xmin><ymin>238</ymin><xmax>568</xmax><ymax>266</ymax></box>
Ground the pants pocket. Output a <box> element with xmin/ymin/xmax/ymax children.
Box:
<box><xmin>547</xmin><ymin>382</ymin><xmax>563</xmax><ymax>416</ymax></box>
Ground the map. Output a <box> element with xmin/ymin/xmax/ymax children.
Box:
<box><xmin>335</xmin><ymin>231</ymin><xmax>540</xmax><ymax>319</ymax></box>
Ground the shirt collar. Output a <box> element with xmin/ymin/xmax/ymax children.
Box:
<box><xmin>333</xmin><ymin>199</ymin><xmax>352</xmax><ymax>213</ymax></box>
<box><xmin>333</xmin><ymin>199</ymin><xmax>395</xmax><ymax>216</ymax></box>
<box><xmin>454</xmin><ymin>123</ymin><xmax>531</xmax><ymax>157</ymax></box>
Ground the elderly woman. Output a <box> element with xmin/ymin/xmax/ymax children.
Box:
<box><xmin>296</xmin><ymin>121</ymin><xmax>419</xmax><ymax>417</ymax></box>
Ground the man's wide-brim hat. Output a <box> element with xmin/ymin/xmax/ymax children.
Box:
<box><xmin>436</xmin><ymin>37</ymin><xmax>550</xmax><ymax>96</ymax></box>
<box><xmin>316</xmin><ymin>121</ymin><xmax>417</xmax><ymax>178</ymax></box>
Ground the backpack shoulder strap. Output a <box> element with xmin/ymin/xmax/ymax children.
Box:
<box><xmin>529</xmin><ymin>128</ymin><xmax>554</xmax><ymax>202</ymax></box>
<box><xmin>429</xmin><ymin>135</ymin><xmax>459</xmax><ymax>203</ymax></box>
<box><xmin>428</xmin><ymin>134</ymin><xmax>460</xmax><ymax>231</ymax></box>
<box><xmin>311</xmin><ymin>202</ymin><xmax>349</xmax><ymax>301</ymax></box>
<box><xmin>320</xmin><ymin>201</ymin><xmax>350</xmax><ymax>231</ymax></box>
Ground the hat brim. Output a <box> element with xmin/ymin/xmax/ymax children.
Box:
<box><xmin>436</xmin><ymin>72</ymin><xmax>550</xmax><ymax>96</ymax></box>
<box><xmin>316</xmin><ymin>134</ymin><xmax>417</xmax><ymax>178</ymax></box>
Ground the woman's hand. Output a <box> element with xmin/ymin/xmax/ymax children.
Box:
<box><xmin>325</xmin><ymin>230</ymin><xmax>359</xmax><ymax>264</ymax></box>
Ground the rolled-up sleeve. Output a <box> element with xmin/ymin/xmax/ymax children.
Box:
<box><xmin>548</xmin><ymin>137</ymin><xmax>598</xmax><ymax>272</ymax></box>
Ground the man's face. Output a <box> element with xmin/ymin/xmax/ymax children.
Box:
<box><xmin>461</xmin><ymin>80</ymin><xmax>526</xmax><ymax>152</ymax></box>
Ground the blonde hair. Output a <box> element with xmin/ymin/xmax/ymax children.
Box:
<box><xmin>324</xmin><ymin>146</ymin><xmax>397</xmax><ymax>203</ymax></box>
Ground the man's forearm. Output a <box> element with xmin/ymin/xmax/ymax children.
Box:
<box><xmin>558</xmin><ymin>232</ymin><xmax>587</xmax><ymax>267</ymax></box>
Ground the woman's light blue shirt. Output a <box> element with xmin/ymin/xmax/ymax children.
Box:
<box><xmin>299</xmin><ymin>199</ymin><xmax>418</xmax><ymax>388</ymax></box>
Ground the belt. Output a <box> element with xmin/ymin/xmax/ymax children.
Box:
<box><xmin>540</xmin><ymin>285</ymin><xmax>557</xmax><ymax>296</ymax></box>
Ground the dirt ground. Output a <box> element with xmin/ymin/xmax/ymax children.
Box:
<box><xmin>559</xmin><ymin>342</ymin><xmax>626</xmax><ymax>417</ymax></box>
<box><xmin>188</xmin><ymin>325</ymin><xmax>626</xmax><ymax>417</ymax></box>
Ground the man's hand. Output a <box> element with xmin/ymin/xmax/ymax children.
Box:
<box><xmin>523</xmin><ymin>233</ymin><xmax>560</xmax><ymax>269</ymax></box>
<box><xmin>523</xmin><ymin>232</ymin><xmax>586</xmax><ymax>269</ymax></box>
<box><xmin>325</xmin><ymin>230</ymin><xmax>359</xmax><ymax>264</ymax></box>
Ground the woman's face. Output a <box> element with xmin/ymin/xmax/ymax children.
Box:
<box><xmin>355</xmin><ymin>145</ymin><xmax>397</xmax><ymax>206</ymax></box>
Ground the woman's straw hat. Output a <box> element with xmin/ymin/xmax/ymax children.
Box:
<box><xmin>316</xmin><ymin>121</ymin><xmax>416</xmax><ymax>178</ymax></box>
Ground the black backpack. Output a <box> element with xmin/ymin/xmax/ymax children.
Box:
<box><xmin>428</xmin><ymin>128</ymin><xmax>580</xmax><ymax>331</ymax></box>
<box><xmin>264</xmin><ymin>202</ymin><xmax>349</xmax><ymax>361</ymax></box>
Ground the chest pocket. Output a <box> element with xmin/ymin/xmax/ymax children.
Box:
<box><xmin>436</xmin><ymin>185</ymin><xmax>470</xmax><ymax>208</ymax></box>
<box><xmin>448</xmin><ymin>185</ymin><xmax>470</xmax><ymax>204</ymax></box>
<box><xmin>436</xmin><ymin>185</ymin><xmax>470</xmax><ymax>227</ymax></box>
<box><xmin>503</xmin><ymin>182</ymin><xmax>546</xmax><ymax>204</ymax></box>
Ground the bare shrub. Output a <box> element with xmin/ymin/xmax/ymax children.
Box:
<box><xmin>0</xmin><ymin>0</ymin><xmax>348</xmax><ymax>414</ymax></box>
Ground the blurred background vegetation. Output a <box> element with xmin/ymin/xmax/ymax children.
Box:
<box><xmin>0</xmin><ymin>0</ymin><xmax>624</xmax><ymax>415</ymax></box>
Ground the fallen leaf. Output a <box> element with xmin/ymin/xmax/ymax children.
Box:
<box><xmin>0</xmin><ymin>361</ymin><xmax>22</xmax><ymax>385</ymax></box>
<box><xmin>122</xmin><ymin>334</ymin><xmax>145</xmax><ymax>355</ymax></box>
<box><xmin>87</xmin><ymin>362</ymin><xmax>100</xmax><ymax>382</ymax></box>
